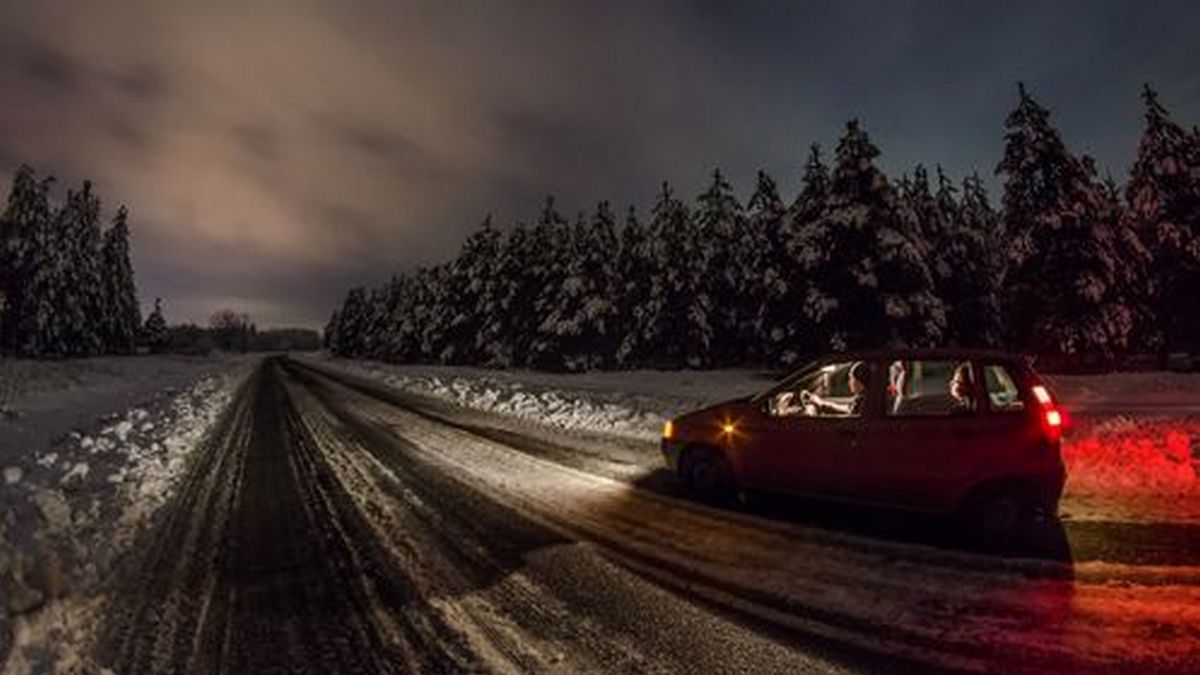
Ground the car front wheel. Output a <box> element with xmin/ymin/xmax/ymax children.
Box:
<box><xmin>685</xmin><ymin>447</ymin><xmax>735</xmax><ymax>503</ymax></box>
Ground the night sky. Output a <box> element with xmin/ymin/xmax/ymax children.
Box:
<box><xmin>1</xmin><ymin>1</ymin><xmax>1197</xmax><ymax>329</ymax></box>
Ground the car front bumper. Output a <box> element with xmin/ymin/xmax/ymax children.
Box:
<box><xmin>661</xmin><ymin>439</ymin><xmax>686</xmax><ymax>474</ymax></box>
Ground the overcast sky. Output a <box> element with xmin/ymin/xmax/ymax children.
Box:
<box><xmin>1</xmin><ymin>1</ymin><xmax>1197</xmax><ymax>328</ymax></box>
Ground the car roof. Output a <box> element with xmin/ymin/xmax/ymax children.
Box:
<box><xmin>812</xmin><ymin>348</ymin><xmax>1030</xmax><ymax>365</ymax></box>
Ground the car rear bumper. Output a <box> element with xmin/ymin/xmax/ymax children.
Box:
<box><xmin>1039</xmin><ymin>461</ymin><xmax>1068</xmax><ymax>512</ymax></box>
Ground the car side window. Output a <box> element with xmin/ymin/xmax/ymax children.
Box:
<box><xmin>770</xmin><ymin>361</ymin><xmax>872</xmax><ymax>418</ymax></box>
<box><xmin>982</xmin><ymin>363</ymin><xmax>1025</xmax><ymax>412</ymax></box>
<box><xmin>886</xmin><ymin>359</ymin><xmax>976</xmax><ymax>417</ymax></box>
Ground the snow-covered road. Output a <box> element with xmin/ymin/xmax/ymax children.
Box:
<box><xmin>47</xmin><ymin>357</ymin><xmax>1196</xmax><ymax>674</ymax></box>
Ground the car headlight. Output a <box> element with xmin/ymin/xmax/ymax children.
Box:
<box><xmin>662</xmin><ymin>419</ymin><xmax>674</xmax><ymax>440</ymax></box>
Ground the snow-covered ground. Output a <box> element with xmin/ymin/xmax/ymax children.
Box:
<box><xmin>309</xmin><ymin>355</ymin><xmax>1200</xmax><ymax>523</ymax></box>
<box><xmin>0</xmin><ymin>354</ymin><xmax>254</xmax><ymax>673</ymax></box>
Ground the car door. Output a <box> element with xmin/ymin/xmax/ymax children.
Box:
<box><xmin>737</xmin><ymin>360</ymin><xmax>877</xmax><ymax>499</ymax></box>
<box><xmin>854</xmin><ymin>358</ymin><xmax>982</xmax><ymax>511</ymax></box>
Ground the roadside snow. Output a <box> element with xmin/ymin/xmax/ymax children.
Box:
<box><xmin>304</xmin><ymin>355</ymin><xmax>770</xmax><ymax>441</ymax></box>
<box><xmin>0</xmin><ymin>356</ymin><xmax>252</xmax><ymax>674</ymax></box>
<box><xmin>310</xmin><ymin>355</ymin><xmax>1200</xmax><ymax>523</ymax></box>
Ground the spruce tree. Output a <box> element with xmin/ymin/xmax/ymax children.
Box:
<box><xmin>142</xmin><ymin>298</ymin><xmax>168</xmax><ymax>354</ymax></box>
<box><xmin>1126</xmin><ymin>84</ymin><xmax>1200</xmax><ymax>358</ymax></box>
<box><xmin>805</xmin><ymin>120</ymin><xmax>944</xmax><ymax>351</ymax></box>
<box><xmin>55</xmin><ymin>181</ymin><xmax>105</xmax><ymax>356</ymax></box>
<box><xmin>528</xmin><ymin>196</ymin><xmax>572</xmax><ymax>368</ymax></box>
<box><xmin>896</xmin><ymin>164</ymin><xmax>940</xmax><ymax>260</ymax></box>
<box><xmin>998</xmin><ymin>84</ymin><xmax>1139</xmax><ymax>361</ymax></box>
<box><xmin>324</xmin><ymin>309</ymin><xmax>342</xmax><ymax>354</ymax></box>
<box><xmin>1</xmin><ymin>166</ymin><xmax>55</xmax><ymax>356</ymax></box>
<box><xmin>742</xmin><ymin>170</ymin><xmax>788</xmax><ymax>364</ymax></box>
<box><xmin>770</xmin><ymin>145</ymin><xmax>830</xmax><ymax>364</ymax></box>
<box><xmin>497</xmin><ymin>222</ymin><xmax>538</xmax><ymax>366</ymax></box>
<box><xmin>693</xmin><ymin>169</ymin><xmax>745</xmax><ymax>365</ymax></box>
<box><xmin>939</xmin><ymin>172</ymin><xmax>1004</xmax><ymax>346</ymax></box>
<box><xmin>644</xmin><ymin>181</ymin><xmax>709</xmax><ymax>367</ymax></box>
<box><xmin>543</xmin><ymin>201</ymin><xmax>619</xmax><ymax>370</ymax></box>
<box><xmin>99</xmin><ymin>206</ymin><xmax>141</xmax><ymax>354</ymax></box>
<box><xmin>615</xmin><ymin>206</ymin><xmax>655</xmax><ymax>367</ymax></box>
<box><xmin>442</xmin><ymin>215</ymin><xmax>502</xmax><ymax>364</ymax></box>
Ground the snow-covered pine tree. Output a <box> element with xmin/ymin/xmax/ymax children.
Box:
<box><xmin>742</xmin><ymin>170</ymin><xmax>787</xmax><ymax>365</ymax></box>
<box><xmin>419</xmin><ymin>264</ymin><xmax>453</xmax><ymax>362</ymax></box>
<box><xmin>362</xmin><ymin>285</ymin><xmax>391</xmax><ymax>359</ymax></box>
<box><xmin>1099</xmin><ymin>173</ymin><xmax>1153</xmax><ymax>356</ymax></box>
<box><xmin>940</xmin><ymin>170</ymin><xmax>1008</xmax><ymax>343</ymax></box>
<box><xmin>937</xmin><ymin>170</ymin><xmax>1003</xmax><ymax>346</ymax></box>
<box><xmin>529</xmin><ymin>196</ymin><xmax>573</xmax><ymax>368</ymax></box>
<box><xmin>805</xmin><ymin>120</ymin><xmax>944</xmax><ymax>351</ymax></box>
<box><xmin>441</xmin><ymin>215</ymin><xmax>502</xmax><ymax>364</ymax></box>
<box><xmin>334</xmin><ymin>287</ymin><xmax>370</xmax><ymax>357</ymax></box>
<box><xmin>896</xmin><ymin>165</ymin><xmax>940</xmax><ymax>260</ymax></box>
<box><xmin>323</xmin><ymin>309</ymin><xmax>342</xmax><ymax>354</ymax></box>
<box><xmin>614</xmin><ymin>205</ymin><xmax>653</xmax><ymax>367</ymax></box>
<box><xmin>543</xmin><ymin>201</ymin><xmax>620</xmax><ymax>370</ymax></box>
<box><xmin>1126</xmin><ymin>84</ymin><xmax>1200</xmax><ymax>358</ymax></box>
<box><xmin>998</xmin><ymin>84</ymin><xmax>1139</xmax><ymax>361</ymax></box>
<box><xmin>644</xmin><ymin>181</ymin><xmax>709</xmax><ymax>367</ymax></box>
<box><xmin>99</xmin><ymin>206</ymin><xmax>141</xmax><ymax>354</ymax></box>
<box><xmin>496</xmin><ymin>221</ymin><xmax>539</xmax><ymax>366</ymax></box>
<box><xmin>1</xmin><ymin>165</ymin><xmax>56</xmax><ymax>356</ymax></box>
<box><xmin>693</xmin><ymin>169</ymin><xmax>745</xmax><ymax>366</ymax></box>
<box><xmin>54</xmin><ymin>181</ymin><xmax>105</xmax><ymax>356</ymax></box>
<box><xmin>375</xmin><ymin>274</ymin><xmax>411</xmax><ymax>361</ymax></box>
<box><xmin>142</xmin><ymin>297</ymin><xmax>168</xmax><ymax>354</ymax></box>
<box><xmin>767</xmin><ymin>145</ymin><xmax>830</xmax><ymax>365</ymax></box>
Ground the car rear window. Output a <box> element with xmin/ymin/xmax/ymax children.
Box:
<box><xmin>982</xmin><ymin>363</ymin><xmax>1025</xmax><ymax>412</ymax></box>
<box><xmin>886</xmin><ymin>359</ymin><xmax>977</xmax><ymax>416</ymax></box>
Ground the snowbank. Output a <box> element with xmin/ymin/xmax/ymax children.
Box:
<box><xmin>304</xmin><ymin>356</ymin><xmax>770</xmax><ymax>441</ymax></box>
<box><xmin>0</xmin><ymin>356</ymin><xmax>252</xmax><ymax>673</ymax></box>
<box><xmin>311</xmin><ymin>356</ymin><xmax>1200</xmax><ymax>522</ymax></box>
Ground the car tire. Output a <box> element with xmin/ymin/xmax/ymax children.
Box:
<box><xmin>959</xmin><ymin>484</ymin><xmax>1038</xmax><ymax>547</ymax></box>
<box><xmin>685</xmin><ymin>447</ymin><xmax>735</xmax><ymax>503</ymax></box>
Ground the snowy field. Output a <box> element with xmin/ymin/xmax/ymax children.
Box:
<box><xmin>308</xmin><ymin>355</ymin><xmax>1200</xmax><ymax>524</ymax></box>
<box><xmin>0</xmin><ymin>354</ymin><xmax>254</xmax><ymax>672</ymax></box>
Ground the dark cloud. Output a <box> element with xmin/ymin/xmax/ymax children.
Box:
<box><xmin>1</xmin><ymin>0</ymin><xmax>1198</xmax><ymax>328</ymax></box>
<box><xmin>105</xmin><ymin>64</ymin><xmax>169</xmax><ymax>102</ymax></box>
<box><xmin>233</xmin><ymin>123</ymin><xmax>283</xmax><ymax>164</ymax></box>
<box><xmin>19</xmin><ymin>43</ymin><xmax>81</xmax><ymax>90</ymax></box>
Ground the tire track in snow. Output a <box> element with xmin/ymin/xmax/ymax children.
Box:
<box><xmin>288</xmin><ymin>358</ymin><xmax>1200</xmax><ymax>674</ymax></box>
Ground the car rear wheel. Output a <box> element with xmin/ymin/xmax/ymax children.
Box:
<box><xmin>684</xmin><ymin>447</ymin><xmax>735</xmax><ymax>503</ymax></box>
<box><xmin>959</xmin><ymin>484</ymin><xmax>1038</xmax><ymax>546</ymax></box>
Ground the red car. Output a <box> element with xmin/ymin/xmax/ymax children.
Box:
<box><xmin>661</xmin><ymin>349</ymin><xmax>1067</xmax><ymax>539</ymax></box>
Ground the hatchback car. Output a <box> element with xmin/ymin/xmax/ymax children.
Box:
<box><xmin>661</xmin><ymin>349</ymin><xmax>1067</xmax><ymax>539</ymax></box>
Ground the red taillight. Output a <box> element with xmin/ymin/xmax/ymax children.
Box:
<box><xmin>1031</xmin><ymin>383</ymin><xmax>1064</xmax><ymax>438</ymax></box>
<box><xmin>1045</xmin><ymin>409</ymin><xmax>1062</xmax><ymax>428</ymax></box>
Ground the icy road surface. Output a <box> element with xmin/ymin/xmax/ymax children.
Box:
<box><xmin>78</xmin><ymin>357</ymin><xmax>1200</xmax><ymax>674</ymax></box>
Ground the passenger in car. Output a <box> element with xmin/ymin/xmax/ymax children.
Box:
<box><xmin>948</xmin><ymin>362</ymin><xmax>975</xmax><ymax>412</ymax></box>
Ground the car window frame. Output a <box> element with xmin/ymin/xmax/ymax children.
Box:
<box><xmin>882</xmin><ymin>357</ymin><xmax>981</xmax><ymax>420</ymax></box>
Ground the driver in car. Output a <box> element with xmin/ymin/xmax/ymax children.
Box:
<box><xmin>807</xmin><ymin>361</ymin><xmax>870</xmax><ymax>416</ymax></box>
